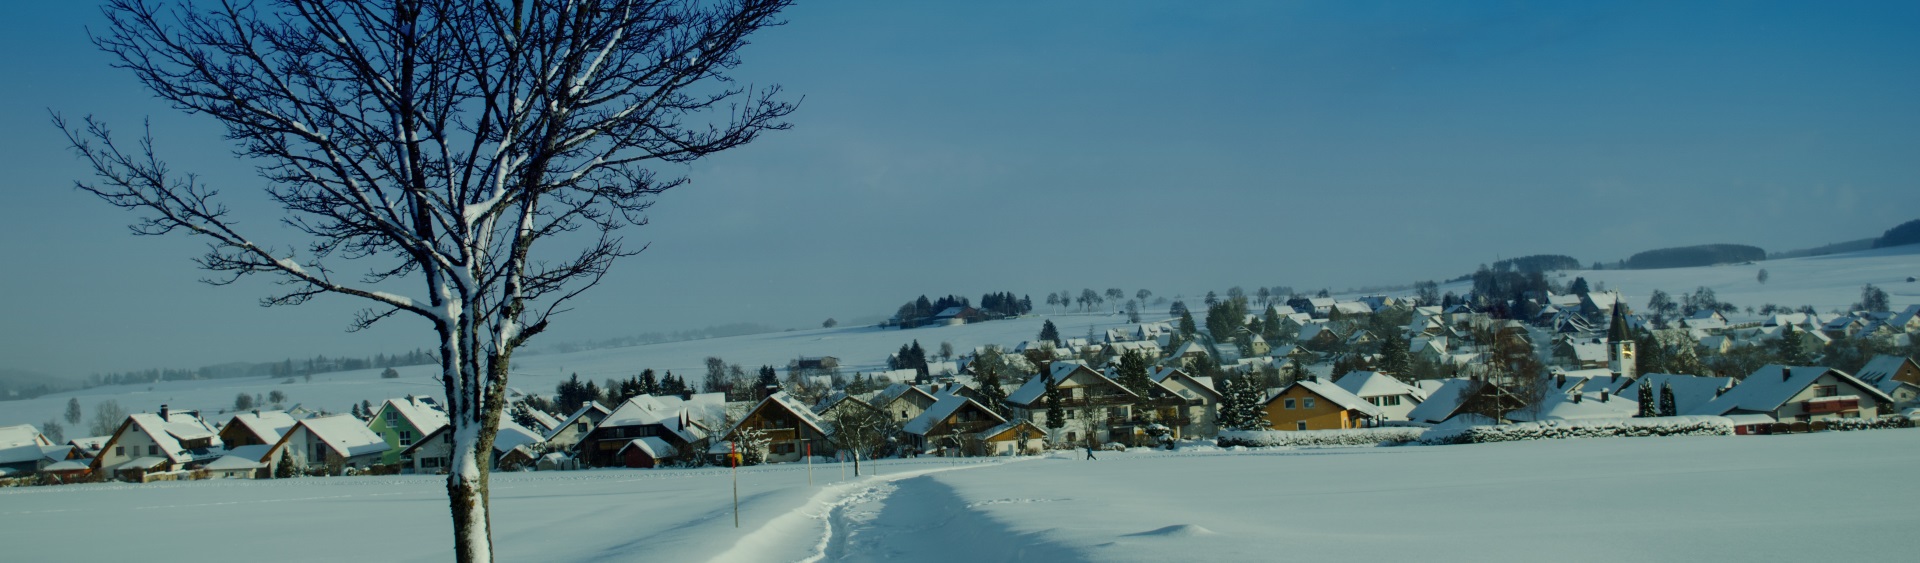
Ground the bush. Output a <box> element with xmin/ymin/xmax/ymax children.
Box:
<box><xmin>1822</xmin><ymin>417</ymin><xmax>1914</xmax><ymax>432</ymax></box>
<box><xmin>1418</xmin><ymin>416</ymin><xmax>1733</xmax><ymax>445</ymax></box>
<box><xmin>381</xmin><ymin>368</ymin><xmax>400</xmax><ymax>379</ymax></box>
<box><xmin>1218</xmin><ymin>427</ymin><xmax>1425</xmax><ymax>448</ymax></box>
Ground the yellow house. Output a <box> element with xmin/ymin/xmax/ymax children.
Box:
<box><xmin>1261</xmin><ymin>376</ymin><xmax>1384</xmax><ymax>431</ymax></box>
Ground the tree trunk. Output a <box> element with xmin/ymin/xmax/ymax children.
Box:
<box><xmin>448</xmin><ymin>431</ymin><xmax>493</xmax><ymax>563</ymax></box>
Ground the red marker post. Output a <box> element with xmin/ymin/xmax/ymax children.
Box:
<box><xmin>730</xmin><ymin>441</ymin><xmax>739</xmax><ymax>529</ymax></box>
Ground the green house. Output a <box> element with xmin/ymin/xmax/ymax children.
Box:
<box><xmin>366</xmin><ymin>396</ymin><xmax>449</xmax><ymax>465</ymax></box>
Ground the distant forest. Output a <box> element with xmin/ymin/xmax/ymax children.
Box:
<box><xmin>1873</xmin><ymin>219</ymin><xmax>1920</xmax><ymax>248</ymax></box>
<box><xmin>1626</xmin><ymin>244</ymin><xmax>1767</xmax><ymax>269</ymax></box>
<box><xmin>85</xmin><ymin>349</ymin><xmax>438</xmax><ymax>388</ymax></box>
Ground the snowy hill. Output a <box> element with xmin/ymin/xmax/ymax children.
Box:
<box><xmin>8</xmin><ymin>244</ymin><xmax>1916</xmax><ymax>433</ymax></box>
<box><xmin>2</xmin><ymin>312</ymin><xmax>1146</xmax><ymax>431</ymax></box>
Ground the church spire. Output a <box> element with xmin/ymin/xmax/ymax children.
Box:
<box><xmin>1607</xmin><ymin>301</ymin><xmax>1630</xmax><ymax>343</ymax></box>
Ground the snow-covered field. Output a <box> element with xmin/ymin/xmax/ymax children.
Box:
<box><xmin>4</xmin><ymin>430</ymin><xmax>1915</xmax><ymax>562</ymax></box>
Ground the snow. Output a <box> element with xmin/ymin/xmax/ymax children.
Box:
<box><xmin>3</xmin><ymin>430</ymin><xmax>1918</xmax><ymax>561</ymax></box>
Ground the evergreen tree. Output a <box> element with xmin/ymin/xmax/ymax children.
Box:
<box><xmin>1217</xmin><ymin>377</ymin><xmax>1246</xmax><ymax>430</ymax></box>
<box><xmin>1659</xmin><ymin>382</ymin><xmax>1677</xmax><ymax>417</ymax></box>
<box><xmin>1039</xmin><ymin>320</ymin><xmax>1060</xmax><ymax>344</ymax></box>
<box><xmin>1376</xmin><ymin>333</ymin><xmax>1410</xmax><ymax>375</ymax></box>
<box><xmin>1776</xmin><ymin>325</ymin><xmax>1813</xmax><ymax>365</ymax></box>
<box><xmin>1235</xmin><ymin>375</ymin><xmax>1271</xmax><ymax>430</ymax></box>
<box><xmin>1637</xmin><ymin>380</ymin><xmax>1656</xmax><ymax>417</ymax></box>
<box><xmin>350</xmin><ymin>403</ymin><xmax>363</xmax><ymax>418</ymax></box>
<box><xmin>1178</xmin><ymin>308</ymin><xmax>1198</xmax><ymax>336</ymax></box>
<box><xmin>1569</xmin><ymin>277</ymin><xmax>1591</xmax><ymax>296</ymax></box>
<box><xmin>65</xmin><ymin>398</ymin><xmax>82</xmax><ymax>425</ymax></box>
<box><xmin>1043</xmin><ymin>380</ymin><xmax>1066</xmax><ymax>438</ymax></box>
<box><xmin>756</xmin><ymin>365</ymin><xmax>780</xmax><ymax>399</ymax></box>
<box><xmin>275</xmin><ymin>450</ymin><xmax>295</xmax><ymax>479</ymax></box>
<box><xmin>360</xmin><ymin>400</ymin><xmax>373</xmax><ymax>418</ymax></box>
<box><xmin>976</xmin><ymin>362</ymin><xmax>1009</xmax><ymax>416</ymax></box>
<box><xmin>1116</xmin><ymin>350</ymin><xmax>1154</xmax><ymax>421</ymax></box>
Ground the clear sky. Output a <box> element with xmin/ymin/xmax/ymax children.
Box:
<box><xmin>1</xmin><ymin>1</ymin><xmax>1916</xmax><ymax>377</ymax></box>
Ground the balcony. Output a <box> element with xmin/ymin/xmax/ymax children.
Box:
<box><xmin>1803</xmin><ymin>396</ymin><xmax>1858</xmax><ymax>415</ymax></box>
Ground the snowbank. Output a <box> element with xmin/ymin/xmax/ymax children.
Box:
<box><xmin>1418</xmin><ymin>416</ymin><xmax>1733</xmax><ymax>445</ymax></box>
<box><xmin>1217</xmin><ymin>427</ymin><xmax>1423</xmax><ymax>448</ymax></box>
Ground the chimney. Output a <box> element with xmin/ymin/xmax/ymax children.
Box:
<box><xmin>1600</xmin><ymin>390</ymin><xmax>1609</xmax><ymax>403</ymax></box>
<box><xmin>1556</xmin><ymin>374</ymin><xmax>1566</xmax><ymax>388</ymax></box>
<box><xmin>1782</xmin><ymin>366</ymin><xmax>1791</xmax><ymax>382</ymax></box>
<box><xmin>1573</xmin><ymin>394</ymin><xmax>1582</xmax><ymax>404</ymax></box>
<box><xmin>251</xmin><ymin>409</ymin><xmax>260</xmax><ymax>416</ymax></box>
<box><xmin>1715</xmin><ymin>387</ymin><xmax>1726</xmax><ymax>398</ymax></box>
<box><xmin>160</xmin><ymin>404</ymin><xmax>169</xmax><ymax>419</ymax></box>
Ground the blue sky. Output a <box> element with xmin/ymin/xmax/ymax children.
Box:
<box><xmin>2</xmin><ymin>1</ymin><xmax>1916</xmax><ymax>377</ymax></box>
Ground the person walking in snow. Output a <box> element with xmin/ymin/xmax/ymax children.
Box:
<box><xmin>1084</xmin><ymin>442</ymin><xmax>1097</xmax><ymax>461</ymax></box>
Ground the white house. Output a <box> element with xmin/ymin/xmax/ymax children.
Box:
<box><xmin>1690</xmin><ymin>365</ymin><xmax>1896</xmax><ymax>423</ymax></box>
<box><xmin>1332</xmin><ymin>371</ymin><xmax>1428</xmax><ymax>422</ymax></box>
<box><xmin>265</xmin><ymin>415</ymin><xmax>391</xmax><ymax>474</ymax></box>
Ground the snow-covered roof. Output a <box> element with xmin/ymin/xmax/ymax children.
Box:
<box><xmin>1334</xmin><ymin>371</ymin><xmax>1427</xmax><ymax>402</ymax></box>
<box><xmin>1507</xmin><ymin>389</ymin><xmax>1637</xmax><ymax>422</ymax></box>
<box><xmin>117</xmin><ymin>412</ymin><xmax>224</xmax><ymax>465</ymax></box>
<box><xmin>68</xmin><ymin>436</ymin><xmax>110</xmax><ymax>455</ymax></box>
<box><xmin>202</xmin><ymin>455</ymin><xmax>264</xmax><ymax>471</ymax></box>
<box><xmin>600</xmin><ymin>393</ymin><xmax>726</xmax><ymax>444</ymax></box>
<box><xmin>617</xmin><ymin>437</ymin><xmax>678</xmax><ymax>459</ymax></box>
<box><xmin>903</xmin><ymin>394</ymin><xmax>1004</xmax><ymax>436</ymax></box>
<box><xmin>224</xmin><ymin>410</ymin><xmax>298</xmax><ymax>444</ymax></box>
<box><xmin>1281</xmin><ymin>378</ymin><xmax>1383</xmax><ymax>417</ymax></box>
<box><xmin>0</xmin><ymin>444</ymin><xmax>67</xmax><ymax>466</ymax></box>
<box><xmin>494</xmin><ymin>419</ymin><xmax>545</xmax><ymax>454</ymax></box>
<box><xmin>547</xmin><ymin>401</ymin><xmax>612</xmax><ymax>441</ymax></box>
<box><xmin>293</xmin><ymin>415</ymin><xmax>390</xmax><ymax>458</ymax></box>
<box><xmin>871</xmin><ymin>382</ymin><xmax>937</xmax><ymax>409</ymax></box>
<box><xmin>41</xmin><ymin>459</ymin><xmax>89</xmax><ymax>472</ymax></box>
<box><xmin>729</xmin><ymin>391</ymin><xmax>834</xmax><ymax>439</ymax></box>
<box><xmin>523</xmin><ymin>408</ymin><xmax>562</xmax><ymax>434</ymax></box>
<box><xmin>377</xmin><ymin>396</ymin><xmax>449</xmax><ymax>434</ymax></box>
<box><xmin>1854</xmin><ymin>355</ymin><xmax>1916</xmax><ymax>392</ymax></box>
<box><xmin>110</xmin><ymin>456</ymin><xmax>169</xmax><ymax>472</ymax></box>
<box><xmin>1691</xmin><ymin>365</ymin><xmax>1895</xmax><ymax>416</ymax></box>
<box><xmin>214</xmin><ymin>445</ymin><xmax>268</xmax><ymax>464</ymax></box>
<box><xmin>0</xmin><ymin>424</ymin><xmax>50</xmax><ymax>449</ymax></box>
<box><xmin>1405</xmin><ymin>379</ymin><xmax>1475</xmax><ymax>424</ymax></box>
<box><xmin>1006</xmin><ymin>361</ymin><xmax>1133</xmax><ymax>406</ymax></box>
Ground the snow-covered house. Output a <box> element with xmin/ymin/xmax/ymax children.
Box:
<box><xmin>0</xmin><ymin>424</ymin><xmax>51</xmax><ymax>450</ymax></box>
<box><xmin>545</xmin><ymin>401</ymin><xmax>612</xmax><ymax>450</ymax></box>
<box><xmin>401</xmin><ymin>415</ymin><xmax>546</xmax><ymax>473</ymax></box>
<box><xmin>0</xmin><ymin>442</ymin><xmax>72</xmax><ymax>478</ymax></box>
<box><xmin>1405</xmin><ymin>378</ymin><xmax>1476</xmax><ymax>425</ymax></box>
<box><xmin>976</xmin><ymin>420</ymin><xmax>1047</xmax><ymax>456</ymax></box>
<box><xmin>724</xmin><ymin>391</ymin><xmax>834</xmax><ymax>464</ymax></box>
<box><xmin>90</xmin><ymin>407</ymin><xmax>225</xmax><ymax>479</ymax></box>
<box><xmin>1260</xmin><ymin>376</ymin><xmax>1383</xmax><ymax>431</ymax></box>
<box><xmin>1151</xmin><ymin>367</ymin><xmax>1221</xmax><ymax>438</ymax></box>
<box><xmin>265</xmin><ymin>414</ymin><xmax>391</xmax><ymax>474</ymax></box>
<box><xmin>1690</xmin><ymin>365</ymin><xmax>1896</xmax><ymax>423</ymax></box>
<box><xmin>902</xmin><ymin>392</ymin><xmax>1006</xmax><ymax>455</ymax></box>
<box><xmin>367</xmin><ymin>395</ymin><xmax>448</xmax><ymax>465</ymax></box>
<box><xmin>577</xmin><ymin>393</ymin><xmax>723</xmax><ymax>467</ymax></box>
<box><xmin>1005</xmin><ymin>361</ymin><xmax>1141</xmax><ymax>446</ymax></box>
<box><xmin>1853</xmin><ymin>355</ymin><xmax>1920</xmax><ymax>409</ymax></box>
<box><xmin>1332</xmin><ymin>371</ymin><xmax>1427</xmax><ymax>422</ymax></box>
<box><xmin>218</xmin><ymin>410</ymin><xmax>298</xmax><ymax>448</ymax></box>
<box><xmin>870</xmin><ymin>383</ymin><xmax>940</xmax><ymax>426</ymax></box>
<box><xmin>519</xmin><ymin>407</ymin><xmax>563</xmax><ymax>436</ymax></box>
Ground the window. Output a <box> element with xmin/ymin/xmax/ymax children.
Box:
<box><xmin>900</xmin><ymin>410</ymin><xmax>908</xmax><ymax>419</ymax></box>
<box><xmin>577</xmin><ymin>422</ymin><xmax>589</xmax><ymax>433</ymax></box>
<box><xmin>147</xmin><ymin>445</ymin><xmax>158</xmax><ymax>455</ymax></box>
<box><xmin>1284</xmin><ymin>398</ymin><xmax>1296</xmax><ymax>409</ymax></box>
<box><xmin>1384</xmin><ymin>396</ymin><xmax>1401</xmax><ymax>406</ymax></box>
<box><xmin>399</xmin><ymin>430</ymin><xmax>414</xmax><ymax>446</ymax></box>
<box><xmin>1816</xmin><ymin>385</ymin><xmax>1838</xmax><ymax>398</ymax></box>
<box><xmin>313</xmin><ymin>443</ymin><xmax>328</xmax><ymax>460</ymax></box>
<box><xmin>772</xmin><ymin>443</ymin><xmax>795</xmax><ymax>455</ymax></box>
<box><xmin>115</xmin><ymin>446</ymin><xmax>125</xmax><ymax>456</ymax></box>
<box><xmin>1296</xmin><ymin>421</ymin><xmax>1307</xmax><ymax>430</ymax></box>
<box><xmin>384</xmin><ymin>409</ymin><xmax>396</xmax><ymax>421</ymax></box>
<box><xmin>1304</xmin><ymin>398</ymin><xmax>1316</xmax><ymax>409</ymax></box>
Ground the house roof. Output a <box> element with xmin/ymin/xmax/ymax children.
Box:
<box><xmin>1405</xmin><ymin>379</ymin><xmax>1475</xmax><ymax>423</ymax></box>
<box><xmin>729</xmin><ymin>391</ymin><xmax>834</xmax><ymax>439</ymax></box>
<box><xmin>1006</xmin><ymin>361</ymin><xmax>1136</xmax><ymax>406</ymax></box>
<box><xmin>617</xmin><ymin>437</ymin><xmax>678</xmax><ymax>459</ymax></box>
<box><xmin>112</xmin><ymin>412</ymin><xmax>224</xmax><ymax>465</ymax></box>
<box><xmin>0</xmin><ymin>424</ymin><xmax>50</xmax><ymax>449</ymax></box>
<box><xmin>376</xmin><ymin>396</ymin><xmax>449</xmax><ymax>434</ymax></box>
<box><xmin>871</xmin><ymin>382</ymin><xmax>938</xmax><ymax>409</ymax></box>
<box><xmin>1691</xmin><ymin>365</ymin><xmax>1896</xmax><ymax>416</ymax></box>
<box><xmin>292</xmin><ymin>415</ymin><xmax>390</xmax><ymax>458</ymax></box>
<box><xmin>1333</xmin><ymin>371</ymin><xmax>1427</xmax><ymax>402</ymax></box>
<box><xmin>68</xmin><ymin>436</ymin><xmax>110</xmax><ymax>454</ymax></box>
<box><xmin>202</xmin><ymin>455</ymin><xmax>264</xmax><ymax>471</ymax></box>
<box><xmin>224</xmin><ymin>444</ymin><xmax>274</xmax><ymax>463</ymax></box>
<box><xmin>547</xmin><ymin>401</ymin><xmax>612</xmax><ymax>440</ymax></box>
<box><xmin>1855</xmin><ymin>355</ymin><xmax>1917</xmax><ymax>392</ymax></box>
<box><xmin>224</xmin><ymin>410</ymin><xmax>298</xmax><ymax>444</ymax></box>
<box><xmin>1273</xmin><ymin>378</ymin><xmax>1383</xmax><ymax>417</ymax></box>
<box><xmin>523</xmin><ymin>408</ymin><xmax>562</xmax><ymax>434</ymax></box>
<box><xmin>0</xmin><ymin>444</ymin><xmax>65</xmax><ymax>466</ymax></box>
<box><xmin>1507</xmin><ymin>388</ymin><xmax>1638</xmax><ymax>422</ymax></box>
<box><xmin>904</xmin><ymin>395</ymin><xmax>1005</xmax><ymax>436</ymax></box>
<box><xmin>599</xmin><ymin>394</ymin><xmax>723</xmax><ymax>444</ymax></box>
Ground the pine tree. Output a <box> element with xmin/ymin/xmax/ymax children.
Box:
<box><xmin>1116</xmin><ymin>350</ymin><xmax>1154</xmax><ymax>421</ymax></box>
<box><xmin>1178</xmin><ymin>309</ymin><xmax>1198</xmax><ymax>336</ymax></box>
<box><xmin>1217</xmin><ymin>377</ymin><xmax>1245</xmax><ymax>430</ymax></box>
<box><xmin>65</xmin><ymin>398</ymin><xmax>82</xmax><ymax>425</ymax></box>
<box><xmin>275</xmin><ymin>450</ymin><xmax>295</xmax><ymax>479</ymax></box>
<box><xmin>1039</xmin><ymin>320</ymin><xmax>1060</xmax><ymax>344</ymax></box>
<box><xmin>1236</xmin><ymin>375</ymin><xmax>1271</xmax><ymax>430</ymax></box>
<box><xmin>1637</xmin><ymin>379</ymin><xmax>1656</xmax><ymax>417</ymax></box>
<box><xmin>1043</xmin><ymin>379</ymin><xmax>1066</xmax><ymax>437</ymax></box>
<box><xmin>977</xmin><ymin>362</ymin><xmax>1009</xmax><ymax>416</ymax></box>
<box><xmin>1659</xmin><ymin>382</ymin><xmax>1677</xmax><ymax>417</ymax></box>
<box><xmin>1376</xmin><ymin>333</ymin><xmax>1410</xmax><ymax>375</ymax></box>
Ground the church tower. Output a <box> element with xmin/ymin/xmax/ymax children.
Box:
<box><xmin>1608</xmin><ymin>304</ymin><xmax>1637</xmax><ymax>381</ymax></box>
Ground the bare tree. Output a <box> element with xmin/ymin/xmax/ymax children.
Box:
<box><xmin>59</xmin><ymin>1</ymin><xmax>794</xmax><ymax>560</ymax></box>
<box><xmin>825</xmin><ymin>404</ymin><xmax>894</xmax><ymax>476</ymax></box>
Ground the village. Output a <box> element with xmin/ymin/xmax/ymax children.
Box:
<box><xmin>7</xmin><ymin>279</ymin><xmax>1916</xmax><ymax>485</ymax></box>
